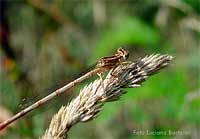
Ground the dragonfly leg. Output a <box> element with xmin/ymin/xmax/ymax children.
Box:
<box><xmin>110</xmin><ymin>66</ymin><xmax>118</xmax><ymax>77</ymax></box>
<box><xmin>97</xmin><ymin>73</ymin><xmax>105</xmax><ymax>93</ymax></box>
<box><xmin>122</xmin><ymin>61</ymin><xmax>132</xmax><ymax>64</ymax></box>
<box><xmin>110</xmin><ymin>61</ymin><xmax>132</xmax><ymax>77</ymax></box>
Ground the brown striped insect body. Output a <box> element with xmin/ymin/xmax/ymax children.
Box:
<box><xmin>96</xmin><ymin>47</ymin><xmax>129</xmax><ymax>72</ymax></box>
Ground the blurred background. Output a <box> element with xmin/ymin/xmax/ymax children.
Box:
<box><xmin>0</xmin><ymin>0</ymin><xmax>199</xmax><ymax>138</ymax></box>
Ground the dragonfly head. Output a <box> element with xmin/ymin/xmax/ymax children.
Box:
<box><xmin>117</xmin><ymin>47</ymin><xmax>129</xmax><ymax>60</ymax></box>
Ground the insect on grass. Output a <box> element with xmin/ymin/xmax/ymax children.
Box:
<box><xmin>0</xmin><ymin>47</ymin><xmax>129</xmax><ymax>130</ymax></box>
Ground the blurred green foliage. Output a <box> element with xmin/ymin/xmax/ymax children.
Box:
<box><xmin>0</xmin><ymin>0</ymin><xmax>199</xmax><ymax>138</ymax></box>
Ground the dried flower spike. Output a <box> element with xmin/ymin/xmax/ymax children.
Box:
<box><xmin>42</xmin><ymin>54</ymin><xmax>173</xmax><ymax>139</ymax></box>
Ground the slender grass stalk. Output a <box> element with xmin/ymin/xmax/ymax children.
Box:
<box><xmin>42</xmin><ymin>54</ymin><xmax>173</xmax><ymax>139</ymax></box>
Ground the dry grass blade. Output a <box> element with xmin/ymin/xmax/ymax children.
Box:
<box><xmin>41</xmin><ymin>54</ymin><xmax>173</xmax><ymax>139</ymax></box>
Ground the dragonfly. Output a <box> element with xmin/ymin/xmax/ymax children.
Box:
<box><xmin>0</xmin><ymin>47</ymin><xmax>129</xmax><ymax>130</ymax></box>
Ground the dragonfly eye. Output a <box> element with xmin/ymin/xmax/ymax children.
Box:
<box><xmin>123</xmin><ymin>53</ymin><xmax>129</xmax><ymax>60</ymax></box>
<box><xmin>117</xmin><ymin>47</ymin><xmax>129</xmax><ymax>60</ymax></box>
